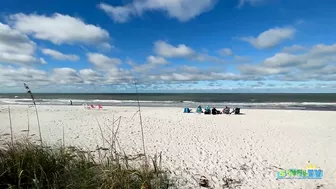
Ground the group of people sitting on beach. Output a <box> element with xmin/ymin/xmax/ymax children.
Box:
<box><xmin>184</xmin><ymin>105</ymin><xmax>240</xmax><ymax>115</ymax></box>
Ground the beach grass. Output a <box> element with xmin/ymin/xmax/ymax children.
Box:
<box><xmin>0</xmin><ymin>139</ymin><xmax>172</xmax><ymax>189</ymax></box>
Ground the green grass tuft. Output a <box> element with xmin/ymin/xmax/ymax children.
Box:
<box><xmin>0</xmin><ymin>140</ymin><xmax>172</xmax><ymax>189</ymax></box>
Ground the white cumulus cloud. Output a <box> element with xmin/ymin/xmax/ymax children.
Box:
<box><xmin>240</xmin><ymin>27</ymin><xmax>296</xmax><ymax>49</ymax></box>
<box><xmin>86</xmin><ymin>53</ymin><xmax>134</xmax><ymax>83</ymax></box>
<box><xmin>51</xmin><ymin>67</ymin><xmax>83</xmax><ymax>84</ymax></box>
<box><xmin>238</xmin><ymin>64</ymin><xmax>290</xmax><ymax>76</ymax></box>
<box><xmin>147</xmin><ymin>55</ymin><xmax>168</xmax><ymax>65</ymax></box>
<box><xmin>238</xmin><ymin>43</ymin><xmax>336</xmax><ymax>81</ymax></box>
<box><xmin>87</xmin><ymin>53</ymin><xmax>122</xmax><ymax>70</ymax></box>
<box><xmin>98</xmin><ymin>3</ymin><xmax>135</xmax><ymax>23</ymax></box>
<box><xmin>154</xmin><ymin>40</ymin><xmax>225</xmax><ymax>63</ymax></box>
<box><xmin>0</xmin><ymin>23</ymin><xmax>45</xmax><ymax>65</ymax></box>
<box><xmin>153</xmin><ymin>40</ymin><xmax>195</xmax><ymax>58</ymax></box>
<box><xmin>42</xmin><ymin>48</ymin><xmax>79</xmax><ymax>61</ymax></box>
<box><xmin>9</xmin><ymin>13</ymin><xmax>111</xmax><ymax>48</ymax></box>
<box><xmin>263</xmin><ymin>52</ymin><xmax>300</xmax><ymax>67</ymax></box>
<box><xmin>79</xmin><ymin>69</ymin><xmax>104</xmax><ymax>84</ymax></box>
<box><xmin>132</xmin><ymin>56</ymin><xmax>168</xmax><ymax>73</ymax></box>
<box><xmin>282</xmin><ymin>44</ymin><xmax>307</xmax><ymax>53</ymax></box>
<box><xmin>218</xmin><ymin>48</ymin><xmax>233</xmax><ymax>56</ymax></box>
<box><xmin>0</xmin><ymin>65</ymin><xmax>48</xmax><ymax>87</ymax></box>
<box><xmin>98</xmin><ymin>0</ymin><xmax>217</xmax><ymax>23</ymax></box>
<box><xmin>237</xmin><ymin>0</ymin><xmax>268</xmax><ymax>8</ymax></box>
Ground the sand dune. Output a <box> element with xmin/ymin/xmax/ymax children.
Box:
<box><xmin>0</xmin><ymin>105</ymin><xmax>335</xmax><ymax>188</ymax></box>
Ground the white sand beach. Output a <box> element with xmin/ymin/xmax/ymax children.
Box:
<box><xmin>0</xmin><ymin>105</ymin><xmax>335</xmax><ymax>188</ymax></box>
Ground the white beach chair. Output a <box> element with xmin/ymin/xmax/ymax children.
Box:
<box><xmin>83</xmin><ymin>103</ymin><xmax>90</xmax><ymax>109</ymax></box>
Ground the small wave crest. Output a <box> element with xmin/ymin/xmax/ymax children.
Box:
<box><xmin>0</xmin><ymin>98</ymin><xmax>180</xmax><ymax>105</ymax></box>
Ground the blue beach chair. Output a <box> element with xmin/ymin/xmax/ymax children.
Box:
<box><xmin>183</xmin><ymin>107</ymin><xmax>191</xmax><ymax>113</ymax></box>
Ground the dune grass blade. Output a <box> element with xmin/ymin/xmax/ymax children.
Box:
<box><xmin>27</xmin><ymin>108</ymin><xmax>30</xmax><ymax>138</ymax></box>
<box><xmin>134</xmin><ymin>81</ymin><xmax>147</xmax><ymax>165</ymax></box>
<box><xmin>8</xmin><ymin>106</ymin><xmax>13</xmax><ymax>146</ymax></box>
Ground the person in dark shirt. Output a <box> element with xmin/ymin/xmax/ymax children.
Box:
<box><xmin>212</xmin><ymin>107</ymin><xmax>217</xmax><ymax>115</ymax></box>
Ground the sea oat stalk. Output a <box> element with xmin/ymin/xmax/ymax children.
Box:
<box><xmin>23</xmin><ymin>83</ymin><xmax>42</xmax><ymax>145</ymax></box>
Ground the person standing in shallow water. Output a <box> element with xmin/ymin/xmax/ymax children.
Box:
<box><xmin>70</xmin><ymin>100</ymin><xmax>72</xmax><ymax>105</ymax></box>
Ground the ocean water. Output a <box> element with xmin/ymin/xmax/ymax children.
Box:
<box><xmin>0</xmin><ymin>93</ymin><xmax>336</xmax><ymax>111</ymax></box>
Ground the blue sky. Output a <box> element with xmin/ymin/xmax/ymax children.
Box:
<box><xmin>0</xmin><ymin>0</ymin><xmax>336</xmax><ymax>93</ymax></box>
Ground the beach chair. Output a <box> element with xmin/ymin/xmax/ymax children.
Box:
<box><xmin>183</xmin><ymin>107</ymin><xmax>191</xmax><ymax>113</ymax></box>
<box><xmin>83</xmin><ymin>104</ymin><xmax>90</xmax><ymax>109</ymax></box>
<box><xmin>223</xmin><ymin>107</ymin><xmax>230</xmax><ymax>114</ymax></box>
<box><xmin>196</xmin><ymin>107</ymin><xmax>203</xmax><ymax>113</ymax></box>
<box><xmin>230</xmin><ymin>108</ymin><xmax>240</xmax><ymax>114</ymax></box>
<box><xmin>90</xmin><ymin>104</ymin><xmax>95</xmax><ymax>109</ymax></box>
<box><xmin>98</xmin><ymin>104</ymin><xmax>103</xmax><ymax>109</ymax></box>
